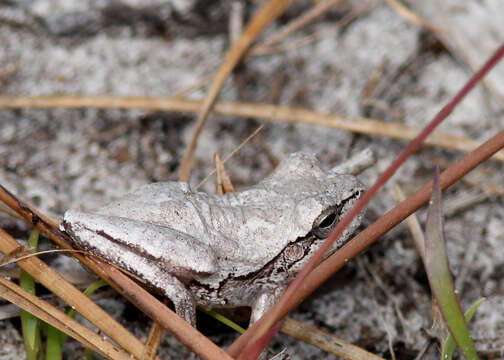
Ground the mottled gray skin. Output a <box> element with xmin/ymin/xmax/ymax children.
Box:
<box><xmin>62</xmin><ymin>152</ymin><xmax>365</xmax><ymax>326</ymax></box>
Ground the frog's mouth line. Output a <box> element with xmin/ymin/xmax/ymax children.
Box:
<box><xmin>189</xmin><ymin>232</ymin><xmax>332</xmax><ymax>305</ymax></box>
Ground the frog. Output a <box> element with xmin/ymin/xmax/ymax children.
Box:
<box><xmin>61</xmin><ymin>151</ymin><xmax>369</xmax><ymax>327</ymax></box>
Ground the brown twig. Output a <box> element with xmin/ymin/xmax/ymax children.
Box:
<box><xmin>142</xmin><ymin>303</ymin><xmax>167</xmax><ymax>360</ymax></box>
<box><xmin>249</xmin><ymin>0</ymin><xmax>343</xmax><ymax>56</ymax></box>
<box><xmin>0</xmin><ymin>248</ymin><xmax>85</xmax><ymax>267</ymax></box>
<box><xmin>177</xmin><ymin>0</ymin><xmax>293</xmax><ymax>181</ymax></box>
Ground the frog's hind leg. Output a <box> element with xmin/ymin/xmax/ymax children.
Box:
<box><xmin>62</xmin><ymin>211</ymin><xmax>201</xmax><ymax>326</ymax></box>
<box><xmin>250</xmin><ymin>288</ymin><xmax>289</xmax><ymax>360</ymax></box>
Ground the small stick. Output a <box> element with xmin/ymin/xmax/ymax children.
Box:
<box><xmin>196</xmin><ymin>124</ymin><xmax>264</xmax><ymax>190</ymax></box>
<box><xmin>215</xmin><ymin>152</ymin><xmax>235</xmax><ymax>195</ymax></box>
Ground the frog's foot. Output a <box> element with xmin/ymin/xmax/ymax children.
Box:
<box><xmin>269</xmin><ymin>348</ymin><xmax>290</xmax><ymax>360</ymax></box>
<box><xmin>249</xmin><ymin>287</ymin><xmax>285</xmax><ymax>325</ymax></box>
<box><xmin>329</xmin><ymin>147</ymin><xmax>375</xmax><ymax>175</ymax></box>
<box><xmin>159</xmin><ymin>273</ymin><xmax>197</xmax><ymax>327</ymax></box>
<box><xmin>174</xmin><ymin>297</ymin><xmax>196</xmax><ymax>328</ymax></box>
<box><xmin>250</xmin><ymin>289</ymin><xmax>292</xmax><ymax>360</ymax></box>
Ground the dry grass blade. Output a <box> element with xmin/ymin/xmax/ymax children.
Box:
<box><xmin>178</xmin><ymin>0</ymin><xmax>293</xmax><ymax>181</ymax></box>
<box><xmin>249</xmin><ymin>0</ymin><xmax>343</xmax><ymax>56</ymax></box>
<box><xmin>0</xmin><ymin>246</ymin><xmax>30</xmax><ymax>267</ymax></box>
<box><xmin>1</xmin><ymin>95</ymin><xmax>502</xmax><ymax>163</ymax></box>
<box><xmin>173</xmin><ymin>1</ymin><xmax>361</xmax><ymax>95</ymax></box>
<box><xmin>229</xmin><ymin>1</ymin><xmax>244</xmax><ymax>45</ymax></box>
<box><xmin>0</xmin><ymin>248</ymin><xmax>84</xmax><ymax>267</ymax></box>
<box><xmin>0</xmin><ymin>200</ymin><xmax>23</xmax><ymax>219</ymax></box>
<box><xmin>172</xmin><ymin>73</ymin><xmax>215</xmax><ymax>98</ymax></box>
<box><xmin>215</xmin><ymin>152</ymin><xmax>235</xmax><ymax>195</ymax></box>
<box><xmin>444</xmin><ymin>191</ymin><xmax>491</xmax><ymax>216</ymax></box>
<box><xmin>269</xmin><ymin>1</ymin><xmax>373</xmax><ymax>56</ymax></box>
<box><xmin>142</xmin><ymin>317</ymin><xmax>165</xmax><ymax>360</ymax></box>
<box><xmin>392</xmin><ymin>184</ymin><xmax>425</xmax><ymax>260</ymax></box>
<box><xmin>408</xmin><ymin>2</ymin><xmax>504</xmax><ymax>106</ymax></box>
<box><xmin>282</xmin><ymin>318</ymin><xmax>385</xmax><ymax>360</ymax></box>
<box><xmin>0</xmin><ymin>187</ymin><xmax>230</xmax><ymax>360</ymax></box>
<box><xmin>0</xmin><ymin>276</ymin><xmax>131</xmax><ymax>360</ymax></box>
<box><xmin>384</xmin><ymin>0</ymin><xmax>443</xmax><ymax>32</ymax></box>
<box><xmin>332</xmin><ymin>147</ymin><xmax>375</xmax><ymax>175</ymax></box>
<box><xmin>282</xmin><ymin>0</ymin><xmax>374</xmax><ymax>52</ymax></box>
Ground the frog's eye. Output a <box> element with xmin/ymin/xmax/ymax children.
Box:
<box><xmin>312</xmin><ymin>206</ymin><xmax>341</xmax><ymax>238</ymax></box>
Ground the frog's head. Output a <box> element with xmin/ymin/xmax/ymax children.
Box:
<box><xmin>261</xmin><ymin>152</ymin><xmax>365</xmax><ymax>251</ymax></box>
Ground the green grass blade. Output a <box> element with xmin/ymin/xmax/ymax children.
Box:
<box><xmin>46</xmin><ymin>324</ymin><xmax>63</xmax><ymax>360</ymax></box>
<box><xmin>197</xmin><ymin>306</ymin><xmax>247</xmax><ymax>334</ymax></box>
<box><xmin>20</xmin><ymin>271</ymin><xmax>42</xmax><ymax>360</ymax></box>
<box><xmin>424</xmin><ymin>167</ymin><xmax>479</xmax><ymax>360</ymax></box>
<box><xmin>442</xmin><ymin>298</ymin><xmax>485</xmax><ymax>360</ymax></box>
<box><xmin>79</xmin><ymin>348</ymin><xmax>95</xmax><ymax>360</ymax></box>
<box><xmin>66</xmin><ymin>280</ymin><xmax>108</xmax><ymax>319</ymax></box>
<box><xmin>20</xmin><ymin>229</ymin><xmax>42</xmax><ymax>360</ymax></box>
<box><xmin>56</xmin><ymin>280</ymin><xmax>108</xmax><ymax>354</ymax></box>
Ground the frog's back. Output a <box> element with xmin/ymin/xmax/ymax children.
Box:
<box><xmin>96</xmin><ymin>181</ymin><xmax>300</xmax><ymax>277</ymax></box>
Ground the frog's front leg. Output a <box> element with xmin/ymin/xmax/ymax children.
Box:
<box><xmin>158</xmin><ymin>273</ymin><xmax>197</xmax><ymax>326</ymax></box>
<box><xmin>250</xmin><ymin>287</ymin><xmax>286</xmax><ymax>325</ymax></box>
<box><xmin>250</xmin><ymin>289</ymin><xmax>290</xmax><ymax>360</ymax></box>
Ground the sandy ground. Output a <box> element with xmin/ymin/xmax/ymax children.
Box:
<box><xmin>0</xmin><ymin>1</ymin><xmax>503</xmax><ymax>359</ymax></box>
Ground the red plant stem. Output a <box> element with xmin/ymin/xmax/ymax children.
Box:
<box><xmin>229</xmin><ymin>43</ymin><xmax>504</xmax><ymax>358</ymax></box>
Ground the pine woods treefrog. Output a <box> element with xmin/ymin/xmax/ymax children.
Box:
<box><xmin>61</xmin><ymin>152</ymin><xmax>367</xmax><ymax>326</ymax></box>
